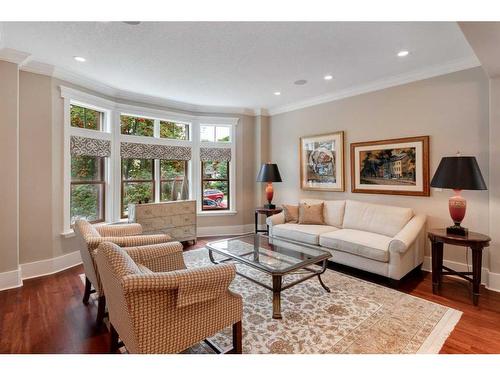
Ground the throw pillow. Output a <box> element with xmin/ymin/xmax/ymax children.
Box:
<box><xmin>298</xmin><ymin>202</ymin><xmax>325</xmax><ymax>225</ymax></box>
<box><xmin>283</xmin><ymin>204</ymin><xmax>299</xmax><ymax>223</ymax></box>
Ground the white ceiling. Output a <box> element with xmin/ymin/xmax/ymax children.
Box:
<box><xmin>0</xmin><ymin>22</ymin><xmax>479</xmax><ymax>114</ymax></box>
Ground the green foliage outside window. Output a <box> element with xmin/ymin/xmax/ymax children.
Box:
<box><xmin>160</xmin><ymin>121</ymin><xmax>189</xmax><ymax>140</ymax></box>
<box><xmin>70</xmin><ymin>155</ymin><xmax>104</xmax><ymax>224</ymax></box>
<box><xmin>160</xmin><ymin>160</ymin><xmax>188</xmax><ymax>201</ymax></box>
<box><xmin>71</xmin><ymin>105</ymin><xmax>102</xmax><ymax>130</ymax></box>
<box><xmin>120</xmin><ymin>115</ymin><xmax>154</xmax><ymax>136</ymax></box>
<box><xmin>121</xmin><ymin>159</ymin><xmax>154</xmax><ymax>216</ymax></box>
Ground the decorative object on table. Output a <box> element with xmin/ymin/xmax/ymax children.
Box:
<box><xmin>255</xmin><ymin>206</ymin><xmax>283</xmax><ymax>234</ymax></box>
<box><xmin>430</xmin><ymin>155</ymin><xmax>487</xmax><ymax>236</ymax></box>
<box><xmin>428</xmin><ymin>229</ymin><xmax>490</xmax><ymax>305</ymax></box>
<box><xmin>128</xmin><ymin>200</ymin><xmax>197</xmax><ymax>243</ymax></box>
<box><xmin>300</xmin><ymin>131</ymin><xmax>345</xmax><ymax>192</ymax></box>
<box><xmin>351</xmin><ymin>135</ymin><xmax>429</xmax><ymax>196</ymax></box>
<box><xmin>256</xmin><ymin>163</ymin><xmax>282</xmax><ymax>209</ymax></box>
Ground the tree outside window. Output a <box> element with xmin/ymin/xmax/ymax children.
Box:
<box><xmin>120</xmin><ymin>115</ymin><xmax>154</xmax><ymax>137</ymax></box>
<box><xmin>121</xmin><ymin>158</ymin><xmax>154</xmax><ymax>217</ymax></box>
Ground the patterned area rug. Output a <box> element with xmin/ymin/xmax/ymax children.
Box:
<box><xmin>83</xmin><ymin>247</ymin><xmax>462</xmax><ymax>354</ymax></box>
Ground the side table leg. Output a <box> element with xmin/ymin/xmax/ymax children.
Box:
<box><xmin>431</xmin><ymin>241</ymin><xmax>443</xmax><ymax>294</ymax></box>
<box><xmin>255</xmin><ymin>212</ymin><xmax>258</xmax><ymax>233</ymax></box>
<box><xmin>272</xmin><ymin>275</ymin><xmax>282</xmax><ymax>319</ymax></box>
<box><xmin>471</xmin><ymin>246</ymin><xmax>483</xmax><ymax>306</ymax></box>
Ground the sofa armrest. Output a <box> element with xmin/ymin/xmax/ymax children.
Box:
<box><xmin>266</xmin><ymin>212</ymin><xmax>285</xmax><ymax>227</ymax></box>
<box><xmin>389</xmin><ymin>214</ymin><xmax>427</xmax><ymax>253</ymax></box>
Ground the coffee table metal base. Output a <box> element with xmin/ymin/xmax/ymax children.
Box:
<box><xmin>208</xmin><ymin>249</ymin><xmax>330</xmax><ymax>319</ymax></box>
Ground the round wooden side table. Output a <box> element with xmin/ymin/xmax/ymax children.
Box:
<box><xmin>428</xmin><ymin>229</ymin><xmax>491</xmax><ymax>305</ymax></box>
<box><xmin>255</xmin><ymin>207</ymin><xmax>283</xmax><ymax>234</ymax></box>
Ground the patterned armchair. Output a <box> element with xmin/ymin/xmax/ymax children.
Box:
<box><xmin>74</xmin><ymin>219</ymin><xmax>173</xmax><ymax>324</ymax></box>
<box><xmin>96</xmin><ymin>242</ymin><xmax>243</xmax><ymax>354</ymax></box>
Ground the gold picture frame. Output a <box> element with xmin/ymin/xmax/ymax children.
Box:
<box><xmin>300</xmin><ymin>131</ymin><xmax>345</xmax><ymax>192</ymax></box>
<box><xmin>350</xmin><ymin>135</ymin><xmax>430</xmax><ymax>196</ymax></box>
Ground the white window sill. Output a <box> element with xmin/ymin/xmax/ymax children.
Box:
<box><xmin>197</xmin><ymin>210</ymin><xmax>238</xmax><ymax>217</ymax></box>
<box><xmin>61</xmin><ymin>230</ymin><xmax>75</xmax><ymax>239</ymax></box>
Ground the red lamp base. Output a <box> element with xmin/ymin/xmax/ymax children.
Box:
<box><xmin>447</xmin><ymin>189</ymin><xmax>468</xmax><ymax>236</ymax></box>
<box><xmin>264</xmin><ymin>182</ymin><xmax>275</xmax><ymax>209</ymax></box>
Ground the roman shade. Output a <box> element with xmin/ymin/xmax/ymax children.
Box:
<box><xmin>200</xmin><ymin>147</ymin><xmax>231</xmax><ymax>162</ymax></box>
<box><xmin>70</xmin><ymin>136</ymin><xmax>111</xmax><ymax>157</ymax></box>
<box><xmin>121</xmin><ymin>142</ymin><xmax>192</xmax><ymax>160</ymax></box>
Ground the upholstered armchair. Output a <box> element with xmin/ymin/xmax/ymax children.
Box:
<box><xmin>74</xmin><ymin>219</ymin><xmax>173</xmax><ymax>324</ymax></box>
<box><xmin>96</xmin><ymin>242</ymin><xmax>243</xmax><ymax>354</ymax></box>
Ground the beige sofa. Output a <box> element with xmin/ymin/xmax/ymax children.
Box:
<box><xmin>266</xmin><ymin>199</ymin><xmax>426</xmax><ymax>282</ymax></box>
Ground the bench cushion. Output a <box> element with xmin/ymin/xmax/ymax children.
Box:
<box><xmin>273</xmin><ymin>224</ymin><xmax>339</xmax><ymax>245</ymax></box>
<box><xmin>319</xmin><ymin>229</ymin><xmax>392</xmax><ymax>262</ymax></box>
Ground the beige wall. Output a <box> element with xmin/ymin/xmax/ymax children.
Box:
<box><xmin>0</xmin><ymin>61</ymin><xmax>19</xmax><ymax>273</ymax></box>
<box><xmin>269</xmin><ymin>67</ymin><xmax>490</xmax><ymax>267</ymax></box>
<box><xmin>19</xmin><ymin>71</ymin><xmax>54</xmax><ymax>264</ymax></box>
<box><xmin>489</xmin><ymin>78</ymin><xmax>500</xmax><ymax>273</ymax></box>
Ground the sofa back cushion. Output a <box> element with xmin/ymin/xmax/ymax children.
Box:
<box><xmin>342</xmin><ymin>200</ymin><xmax>413</xmax><ymax>237</ymax></box>
<box><xmin>300</xmin><ymin>199</ymin><xmax>345</xmax><ymax>228</ymax></box>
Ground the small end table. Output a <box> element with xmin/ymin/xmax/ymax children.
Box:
<box><xmin>255</xmin><ymin>207</ymin><xmax>283</xmax><ymax>234</ymax></box>
<box><xmin>428</xmin><ymin>229</ymin><xmax>491</xmax><ymax>305</ymax></box>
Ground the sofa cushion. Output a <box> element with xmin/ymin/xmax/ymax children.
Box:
<box><xmin>300</xmin><ymin>199</ymin><xmax>346</xmax><ymax>227</ymax></box>
<box><xmin>298</xmin><ymin>203</ymin><xmax>325</xmax><ymax>225</ymax></box>
<box><xmin>319</xmin><ymin>229</ymin><xmax>392</xmax><ymax>262</ymax></box>
<box><xmin>273</xmin><ymin>223</ymin><xmax>338</xmax><ymax>245</ymax></box>
<box><xmin>342</xmin><ymin>200</ymin><xmax>413</xmax><ymax>237</ymax></box>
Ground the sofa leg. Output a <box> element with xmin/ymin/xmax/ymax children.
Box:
<box><xmin>230</xmin><ymin>321</ymin><xmax>242</xmax><ymax>354</ymax></box>
<box><xmin>388</xmin><ymin>279</ymin><xmax>400</xmax><ymax>289</ymax></box>
<box><xmin>96</xmin><ymin>296</ymin><xmax>106</xmax><ymax>325</ymax></box>
<box><xmin>109</xmin><ymin>323</ymin><xmax>119</xmax><ymax>353</ymax></box>
<box><xmin>82</xmin><ymin>277</ymin><xmax>92</xmax><ymax>305</ymax></box>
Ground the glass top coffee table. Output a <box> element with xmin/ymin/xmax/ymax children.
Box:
<box><xmin>206</xmin><ymin>234</ymin><xmax>332</xmax><ymax>319</ymax></box>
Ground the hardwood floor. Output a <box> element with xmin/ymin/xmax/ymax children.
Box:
<box><xmin>1</xmin><ymin>237</ymin><xmax>499</xmax><ymax>354</ymax></box>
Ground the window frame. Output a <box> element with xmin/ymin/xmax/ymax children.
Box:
<box><xmin>70</xmin><ymin>156</ymin><xmax>106</xmax><ymax>224</ymax></box>
<box><xmin>201</xmin><ymin>161</ymin><xmax>230</xmax><ymax>211</ymax></box>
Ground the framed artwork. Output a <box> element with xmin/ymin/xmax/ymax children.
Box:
<box><xmin>350</xmin><ymin>135</ymin><xmax>430</xmax><ymax>196</ymax></box>
<box><xmin>300</xmin><ymin>131</ymin><xmax>345</xmax><ymax>192</ymax></box>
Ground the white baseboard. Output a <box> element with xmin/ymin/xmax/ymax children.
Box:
<box><xmin>0</xmin><ymin>268</ymin><xmax>22</xmax><ymax>291</ymax></box>
<box><xmin>197</xmin><ymin>224</ymin><xmax>255</xmax><ymax>237</ymax></box>
<box><xmin>422</xmin><ymin>256</ymin><xmax>500</xmax><ymax>292</ymax></box>
<box><xmin>20</xmin><ymin>251</ymin><xmax>82</xmax><ymax>280</ymax></box>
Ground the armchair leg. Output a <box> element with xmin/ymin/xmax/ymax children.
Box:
<box><xmin>82</xmin><ymin>277</ymin><xmax>92</xmax><ymax>305</ymax></box>
<box><xmin>96</xmin><ymin>296</ymin><xmax>106</xmax><ymax>325</ymax></box>
<box><xmin>109</xmin><ymin>323</ymin><xmax>119</xmax><ymax>353</ymax></box>
<box><xmin>231</xmin><ymin>321</ymin><xmax>242</xmax><ymax>354</ymax></box>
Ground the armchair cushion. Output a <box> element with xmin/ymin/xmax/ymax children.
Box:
<box><xmin>95</xmin><ymin>223</ymin><xmax>143</xmax><ymax>237</ymax></box>
<box><xmin>125</xmin><ymin>242</ymin><xmax>186</xmax><ymax>272</ymax></box>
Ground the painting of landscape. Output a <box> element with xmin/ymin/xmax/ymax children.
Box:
<box><xmin>359</xmin><ymin>147</ymin><xmax>416</xmax><ymax>185</ymax></box>
<box><xmin>350</xmin><ymin>136</ymin><xmax>429</xmax><ymax>196</ymax></box>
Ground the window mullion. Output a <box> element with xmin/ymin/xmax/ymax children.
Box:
<box><xmin>154</xmin><ymin>159</ymin><xmax>160</xmax><ymax>203</ymax></box>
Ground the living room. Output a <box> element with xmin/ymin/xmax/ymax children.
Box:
<box><xmin>1</xmin><ymin>0</ymin><xmax>500</xmax><ymax>372</ymax></box>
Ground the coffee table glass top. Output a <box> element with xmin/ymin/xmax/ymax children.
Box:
<box><xmin>206</xmin><ymin>234</ymin><xmax>331</xmax><ymax>273</ymax></box>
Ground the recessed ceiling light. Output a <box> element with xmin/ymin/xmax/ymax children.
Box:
<box><xmin>397</xmin><ymin>50</ymin><xmax>409</xmax><ymax>57</ymax></box>
<box><xmin>274</xmin><ymin>92</ymin><xmax>281</xmax><ymax>96</ymax></box>
<box><xmin>324</xmin><ymin>75</ymin><xmax>333</xmax><ymax>81</ymax></box>
<box><xmin>294</xmin><ymin>79</ymin><xmax>307</xmax><ymax>85</ymax></box>
<box><xmin>74</xmin><ymin>56</ymin><xmax>86</xmax><ymax>62</ymax></box>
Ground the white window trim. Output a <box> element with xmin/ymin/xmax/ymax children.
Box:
<box><xmin>60</xmin><ymin>85</ymin><xmax>239</xmax><ymax>235</ymax></box>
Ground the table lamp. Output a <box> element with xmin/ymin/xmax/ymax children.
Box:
<box><xmin>256</xmin><ymin>163</ymin><xmax>282</xmax><ymax>209</ymax></box>
<box><xmin>430</xmin><ymin>154</ymin><xmax>487</xmax><ymax>236</ymax></box>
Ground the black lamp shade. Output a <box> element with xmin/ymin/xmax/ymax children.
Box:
<box><xmin>430</xmin><ymin>156</ymin><xmax>487</xmax><ymax>190</ymax></box>
<box><xmin>256</xmin><ymin>163</ymin><xmax>282</xmax><ymax>182</ymax></box>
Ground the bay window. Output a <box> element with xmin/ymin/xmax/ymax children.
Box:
<box><xmin>160</xmin><ymin>160</ymin><xmax>189</xmax><ymax>201</ymax></box>
<box><xmin>201</xmin><ymin>161</ymin><xmax>229</xmax><ymax>210</ymax></box>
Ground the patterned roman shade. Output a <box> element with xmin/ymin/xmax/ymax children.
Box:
<box><xmin>70</xmin><ymin>136</ymin><xmax>111</xmax><ymax>157</ymax></box>
<box><xmin>200</xmin><ymin>147</ymin><xmax>231</xmax><ymax>162</ymax></box>
<box><xmin>121</xmin><ymin>142</ymin><xmax>192</xmax><ymax>160</ymax></box>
